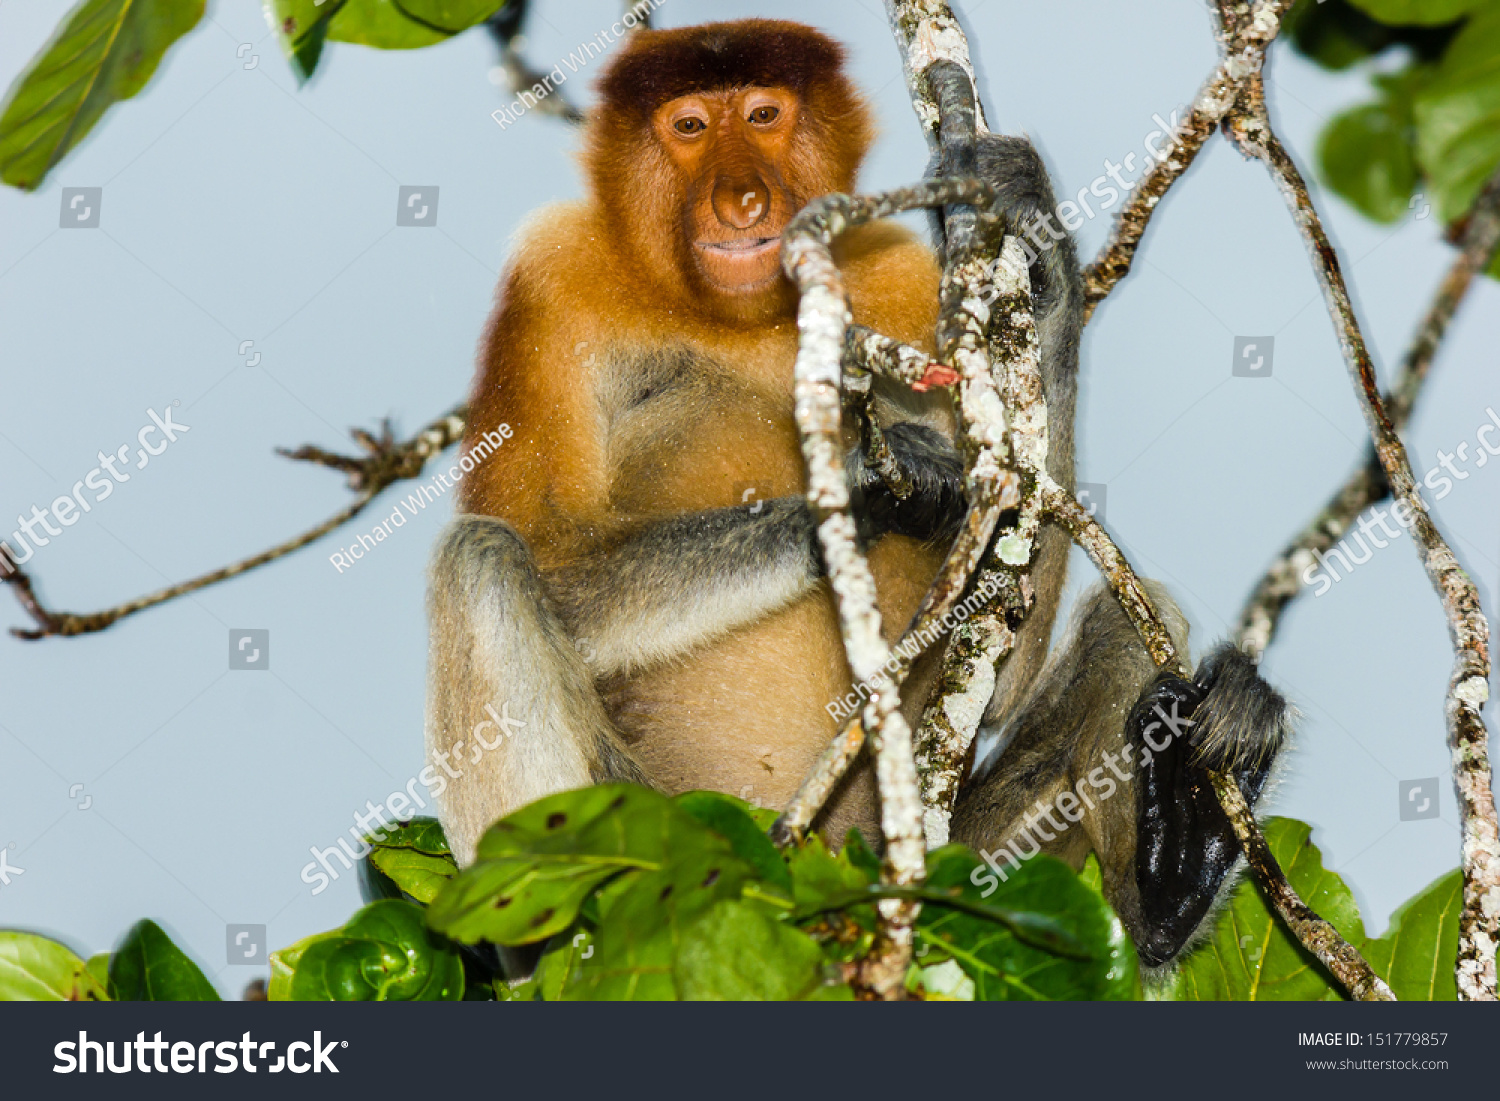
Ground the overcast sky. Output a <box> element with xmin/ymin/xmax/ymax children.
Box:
<box><xmin>1</xmin><ymin>0</ymin><xmax>1495</xmax><ymax>997</ymax></box>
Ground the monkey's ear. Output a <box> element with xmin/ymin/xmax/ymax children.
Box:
<box><xmin>1187</xmin><ymin>644</ymin><xmax>1293</xmax><ymax>774</ymax></box>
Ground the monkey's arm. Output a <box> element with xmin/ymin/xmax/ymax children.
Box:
<box><xmin>549</xmin><ymin>422</ymin><xmax>966</xmax><ymax>678</ymax></box>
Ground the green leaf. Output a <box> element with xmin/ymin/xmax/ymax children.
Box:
<box><xmin>269</xmin><ymin>900</ymin><xmax>463</xmax><ymax>1000</ymax></box>
<box><xmin>393</xmin><ymin>0</ymin><xmax>506</xmax><ymax>34</ymax></box>
<box><xmin>675</xmin><ymin>791</ymin><xmax>791</xmax><ymax>892</ymax></box>
<box><xmin>786</xmin><ymin>833</ymin><xmax>875</xmax><ymax>914</ymax></box>
<box><xmin>1285</xmin><ymin>0</ymin><xmax>1467</xmax><ymax>71</ymax></box>
<box><xmin>1414</xmin><ymin>6</ymin><xmax>1500</xmax><ymax>223</ymax></box>
<box><xmin>1171</xmin><ymin>818</ymin><xmax>1367</xmax><ymax>1001</ymax></box>
<box><xmin>265</xmin><ymin>1</ymin><xmax>347</xmax><ymax>80</ymax></box>
<box><xmin>1345</xmin><ymin>0</ymin><xmax>1487</xmax><ymax>26</ymax></box>
<box><xmin>0</xmin><ymin>933</ymin><xmax>110</xmax><ymax>1001</ymax></box>
<box><xmin>326</xmin><ymin>0</ymin><xmax>450</xmax><ymax>48</ymax></box>
<box><xmin>916</xmin><ymin>847</ymin><xmax>1137</xmax><ymax>1000</ymax></box>
<box><xmin>108</xmin><ymin>920</ymin><xmax>220</xmax><ymax>1001</ymax></box>
<box><xmin>1362</xmin><ymin>868</ymin><xmax>1463</xmax><ymax>1001</ymax></box>
<box><xmin>428</xmin><ymin>785</ymin><xmax>742</xmax><ymax>947</ymax></box>
<box><xmin>561</xmin><ymin>853</ymin><xmax>758</xmax><ymax>1000</ymax></box>
<box><xmin>675</xmin><ymin>901</ymin><xmax>846</xmax><ymax>1000</ymax></box>
<box><xmin>364</xmin><ymin>817</ymin><xmax>457</xmax><ymax>905</ymax></box>
<box><xmin>1319</xmin><ymin>101</ymin><xmax>1419</xmax><ymax>222</ymax></box>
<box><xmin>0</xmin><ymin>0</ymin><xmax>207</xmax><ymax>191</ymax></box>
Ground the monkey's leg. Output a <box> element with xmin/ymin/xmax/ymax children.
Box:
<box><xmin>425</xmin><ymin>515</ymin><xmax>649</xmax><ymax>866</ymax></box>
<box><xmin>952</xmin><ymin>583</ymin><xmax>1291</xmax><ymax>967</ymax></box>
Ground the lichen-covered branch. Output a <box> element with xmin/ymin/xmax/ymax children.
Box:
<box><xmin>3</xmin><ymin>408</ymin><xmax>467</xmax><ymax>639</ymax></box>
<box><xmin>782</xmin><ymin>179</ymin><xmax>994</xmax><ymax>999</ymax></box>
<box><xmin>1081</xmin><ymin>0</ymin><xmax>1296</xmax><ymax>318</ymax></box>
<box><xmin>1225</xmin><ymin>75</ymin><xmax>1497</xmax><ymax>1001</ymax></box>
<box><xmin>1236</xmin><ymin>163</ymin><xmax>1500</xmax><ymax>657</ymax></box>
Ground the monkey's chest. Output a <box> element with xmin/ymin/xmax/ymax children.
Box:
<box><xmin>602</xmin><ymin>354</ymin><xmax>807</xmax><ymax>514</ymax></box>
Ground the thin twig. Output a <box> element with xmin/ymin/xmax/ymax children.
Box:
<box><xmin>1236</xmin><ymin>163</ymin><xmax>1500</xmax><ymax>657</ymax></box>
<box><xmin>2</xmin><ymin>408</ymin><xmax>467</xmax><ymax>639</ymax></box>
<box><xmin>1081</xmin><ymin>0</ymin><xmax>1296</xmax><ymax>319</ymax></box>
<box><xmin>1225</xmin><ymin>72</ymin><xmax>1496</xmax><ymax>1001</ymax></box>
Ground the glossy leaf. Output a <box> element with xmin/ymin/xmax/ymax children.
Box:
<box><xmin>394</xmin><ymin>0</ymin><xmax>507</xmax><ymax>33</ymax></box>
<box><xmin>428</xmin><ymin>784</ymin><xmax>742</xmax><ymax>947</ymax></box>
<box><xmin>1362</xmin><ymin>868</ymin><xmax>1463</xmax><ymax>1001</ymax></box>
<box><xmin>916</xmin><ymin>847</ymin><xmax>1137</xmax><ymax>1000</ymax></box>
<box><xmin>1170</xmin><ymin>818</ymin><xmax>1366</xmax><ymax>1000</ymax></box>
<box><xmin>108</xmin><ymin>920</ymin><xmax>220</xmax><ymax>1001</ymax></box>
<box><xmin>0</xmin><ymin>933</ymin><xmax>109</xmax><ymax>1001</ymax></box>
<box><xmin>676</xmin><ymin>901</ymin><xmax>847</xmax><ymax>1000</ymax></box>
<box><xmin>0</xmin><ymin>0</ymin><xmax>207</xmax><ymax>190</ymax></box>
<box><xmin>675</xmin><ymin>791</ymin><xmax>791</xmax><ymax>892</ymax></box>
<box><xmin>365</xmin><ymin>817</ymin><xmax>457</xmax><ymax>905</ymax></box>
<box><xmin>269</xmin><ymin>899</ymin><xmax>463</xmax><ymax>1001</ymax></box>
<box><xmin>561</xmin><ymin>853</ymin><xmax>758</xmax><ymax>1000</ymax></box>
<box><xmin>1414</xmin><ymin>7</ymin><xmax>1500</xmax><ymax>223</ymax></box>
<box><xmin>327</xmin><ymin>0</ymin><xmax>450</xmax><ymax>48</ymax></box>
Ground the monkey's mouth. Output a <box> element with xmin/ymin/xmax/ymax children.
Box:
<box><xmin>695</xmin><ymin>236</ymin><xmax>783</xmax><ymax>293</ymax></box>
<box><xmin>696</xmin><ymin>236</ymin><xmax>780</xmax><ymax>256</ymax></box>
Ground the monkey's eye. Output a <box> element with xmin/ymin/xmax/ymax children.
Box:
<box><xmin>674</xmin><ymin>117</ymin><xmax>707</xmax><ymax>135</ymax></box>
<box><xmin>748</xmin><ymin>105</ymin><xmax>780</xmax><ymax>125</ymax></box>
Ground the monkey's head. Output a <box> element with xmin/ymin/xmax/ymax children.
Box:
<box><xmin>588</xmin><ymin>20</ymin><xmax>874</xmax><ymax>323</ymax></box>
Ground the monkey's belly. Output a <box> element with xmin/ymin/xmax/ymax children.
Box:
<box><xmin>604</xmin><ymin>538</ymin><xmax>943</xmax><ymax>843</ymax></box>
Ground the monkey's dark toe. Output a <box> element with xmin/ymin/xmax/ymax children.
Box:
<box><xmin>848</xmin><ymin>422</ymin><xmax>967</xmax><ymax>545</ymax></box>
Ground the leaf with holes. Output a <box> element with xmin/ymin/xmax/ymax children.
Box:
<box><xmin>0</xmin><ymin>933</ymin><xmax>110</xmax><ymax>1001</ymax></box>
<box><xmin>0</xmin><ymin>0</ymin><xmax>207</xmax><ymax>190</ymax></box>
<box><xmin>427</xmin><ymin>784</ymin><xmax>740</xmax><ymax>946</ymax></box>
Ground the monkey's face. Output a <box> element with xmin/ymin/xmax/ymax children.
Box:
<box><xmin>650</xmin><ymin>87</ymin><xmax>804</xmax><ymax>305</ymax></box>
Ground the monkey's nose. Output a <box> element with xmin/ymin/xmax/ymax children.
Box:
<box><xmin>712</xmin><ymin>177</ymin><xmax>770</xmax><ymax>230</ymax></box>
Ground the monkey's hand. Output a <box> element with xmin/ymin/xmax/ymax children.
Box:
<box><xmin>1129</xmin><ymin>647</ymin><xmax>1291</xmax><ymax>966</ymax></box>
<box><xmin>846</xmin><ymin>422</ymin><xmax>966</xmax><ymax>545</ymax></box>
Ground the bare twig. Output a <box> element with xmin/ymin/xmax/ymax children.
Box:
<box><xmin>1237</xmin><ymin>163</ymin><xmax>1500</xmax><ymax>657</ymax></box>
<box><xmin>1081</xmin><ymin>0</ymin><xmax>1297</xmax><ymax>318</ymax></box>
<box><xmin>486</xmin><ymin>0</ymin><xmax>586</xmax><ymax>125</ymax></box>
<box><xmin>1225</xmin><ymin>72</ymin><xmax>1497</xmax><ymax>1000</ymax></box>
<box><xmin>3</xmin><ymin>408</ymin><xmax>467</xmax><ymax>639</ymax></box>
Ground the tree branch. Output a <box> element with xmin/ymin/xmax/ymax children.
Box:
<box><xmin>3</xmin><ymin>408</ymin><xmax>467</xmax><ymax>639</ymax></box>
<box><xmin>1224</xmin><ymin>72</ymin><xmax>1497</xmax><ymax>1001</ymax></box>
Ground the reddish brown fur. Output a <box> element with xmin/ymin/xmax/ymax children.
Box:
<box><xmin>458</xmin><ymin>21</ymin><xmax>947</xmax><ymax>838</ymax></box>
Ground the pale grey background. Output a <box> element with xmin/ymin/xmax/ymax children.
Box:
<box><xmin>0</xmin><ymin>0</ymin><xmax>1495</xmax><ymax>997</ymax></box>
